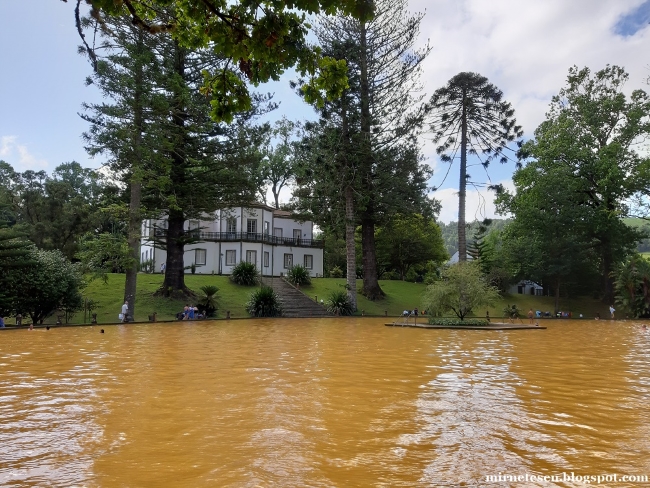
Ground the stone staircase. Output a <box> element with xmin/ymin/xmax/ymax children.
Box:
<box><xmin>261</xmin><ymin>277</ymin><xmax>331</xmax><ymax>318</ymax></box>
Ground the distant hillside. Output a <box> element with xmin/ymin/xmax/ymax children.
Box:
<box><xmin>439</xmin><ymin>218</ymin><xmax>650</xmax><ymax>256</ymax></box>
<box><xmin>438</xmin><ymin>219</ymin><xmax>510</xmax><ymax>257</ymax></box>
<box><xmin>623</xmin><ymin>218</ymin><xmax>650</xmax><ymax>253</ymax></box>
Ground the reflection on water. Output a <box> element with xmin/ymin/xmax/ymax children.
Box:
<box><xmin>1</xmin><ymin>319</ymin><xmax>649</xmax><ymax>487</ymax></box>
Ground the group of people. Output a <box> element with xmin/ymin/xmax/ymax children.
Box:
<box><xmin>402</xmin><ymin>308</ymin><xmax>426</xmax><ymax>317</ymax></box>
<box><xmin>178</xmin><ymin>305</ymin><xmax>202</xmax><ymax>321</ymax></box>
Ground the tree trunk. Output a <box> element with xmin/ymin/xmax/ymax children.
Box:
<box><xmin>602</xmin><ymin>246</ymin><xmax>614</xmax><ymax>304</ymax></box>
<box><xmin>124</xmin><ymin>180</ymin><xmax>141</xmax><ymax>318</ymax></box>
<box><xmin>161</xmin><ymin>209</ymin><xmax>190</xmax><ymax>297</ymax></box>
<box><xmin>458</xmin><ymin>90</ymin><xmax>468</xmax><ymax>263</ymax></box>
<box><xmin>339</xmin><ymin>78</ymin><xmax>357</xmax><ymax>312</ymax></box>
<box><xmin>361</xmin><ymin>214</ymin><xmax>384</xmax><ymax>300</ymax></box>
<box><xmin>357</xmin><ymin>21</ymin><xmax>383</xmax><ymax>300</ymax></box>
<box><xmin>123</xmin><ymin>29</ymin><xmax>146</xmax><ymax>320</ymax></box>
<box><xmin>345</xmin><ymin>185</ymin><xmax>357</xmax><ymax>311</ymax></box>
<box><xmin>159</xmin><ymin>40</ymin><xmax>191</xmax><ymax>298</ymax></box>
<box><xmin>273</xmin><ymin>188</ymin><xmax>280</xmax><ymax>209</ymax></box>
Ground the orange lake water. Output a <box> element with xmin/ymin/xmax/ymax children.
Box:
<box><xmin>1</xmin><ymin>318</ymin><xmax>649</xmax><ymax>487</ymax></box>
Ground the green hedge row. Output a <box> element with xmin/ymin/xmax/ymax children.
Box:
<box><xmin>427</xmin><ymin>318</ymin><xmax>490</xmax><ymax>326</ymax></box>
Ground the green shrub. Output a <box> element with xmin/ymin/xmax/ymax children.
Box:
<box><xmin>140</xmin><ymin>258</ymin><xmax>154</xmax><ymax>273</ymax></box>
<box><xmin>246</xmin><ymin>286</ymin><xmax>283</xmax><ymax>317</ymax></box>
<box><xmin>230</xmin><ymin>261</ymin><xmax>259</xmax><ymax>286</ymax></box>
<box><xmin>503</xmin><ymin>304</ymin><xmax>520</xmax><ymax>319</ymax></box>
<box><xmin>405</xmin><ymin>268</ymin><xmax>419</xmax><ymax>282</ymax></box>
<box><xmin>326</xmin><ymin>290</ymin><xmax>354</xmax><ymax>316</ymax></box>
<box><xmin>197</xmin><ymin>285</ymin><xmax>219</xmax><ymax>317</ymax></box>
<box><xmin>286</xmin><ymin>265</ymin><xmax>311</xmax><ymax>286</ymax></box>
<box><xmin>383</xmin><ymin>270</ymin><xmax>400</xmax><ymax>280</ymax></box>
<box><xmin>329</xmin><ymin>266</ymin><xmax>343</xmax><ymax>278</ymax></box>
<box><xmin>427</xmin><ymin>318</ymin><xmax>489</xmax><ymax>326</ymax></box>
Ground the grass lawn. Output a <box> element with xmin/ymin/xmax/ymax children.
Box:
<box><xmin>302</xmin><ymin>279</ymin><xmax>611</xmax><ymax>319</ymax></box>
<box><xmin>303</xmin><ymin>278</ymin><xmax>428</xmax><ymax>316</ymax></box>
<box><xmin>58</xmin><ymin>274</ymin><xmax>612</xmax><ymax>325</ymax></box>
<box><xmin>486</xmin><ymin>293</ymin><xmax>611</xmax><ymax>321</ymax></box>
<box><xmin>75</xmin><ymin>273</ymin><xmax>257</xmax><ymax>324</ymax></box>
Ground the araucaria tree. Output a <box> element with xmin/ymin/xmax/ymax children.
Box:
<box><xmin>81</xmin><ymin>12</ymin><xmax>270</xmax><ymax>298</ymax></box>
<box><xmin>429</xmin><ymin>72</ymin><xmax>523</xmax><ymax>263</ymax></box>
<box><xmin>80</xmin><ymin>15</ymin><xmax>164</xmax><ymax>313</ymax></box>
<box><xmin>295</xmin><ymin>0</ymin><xmax>435</xmax><ymax>303</ymax></box>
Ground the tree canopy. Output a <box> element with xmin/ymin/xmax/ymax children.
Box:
<box><xmin>375</xmin><ymin>214</ymin><xmax>447</xmax><ymax>281</ymax></box>
<box><xmin>69</xmin><ymin>0</ymin><xmax>374</xmax><ymax>122</ymax></box>
<box><xmin>515</xmin><ymin>65</ymin><xmax>650</xmax><ymax>302</ymax></box>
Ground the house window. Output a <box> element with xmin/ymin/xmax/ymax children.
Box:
<box><xmin>264</xmin><ymin>251</ymin><xmax>269</xmax><ymax>267</ymax></box>
<box><xmin>225</xmin><ymin>250</ymin><xmax>236</xmax><ymax>266</ymax></box>
<box><xmin>284</xmin><ymin>253</ymin><xmax>293</xmax><ymax>269</ymax></box>
<box><xmin>264</xmin><ymin>221</ymin><xmax>270</xmax><ymax>235</ymax></box>
<box><xmin>246</xmin><ymin>250</ymin><xmax>257</xmax><ymax>264</ymax></box>
<box><xmin>195</xmin><ymin>249</ymin><xmax>206</xmax><ymax>266</ymax></box>
<box><xmin>247</xmin><ymin>219</ymin><xmax>257</xmax><ymax>234</ymax></box>
<box><xmin>293</xmin><ymin>229</ymin><xmax>301</xmax><ymax>242</ymax></box>
<box><xmin>274</xmin><ymin>227</ymin><xmax>282</xmax><ymax>238</ymax></box>
<box><xmin>227</xmin><ymin>218</ymin><xmax>237</xmax><ymax>233</ymax></box>
<box><xmin>304</xmin><ymin>255</ymin><xmax>313</xmax><ymax>269</ymax></box>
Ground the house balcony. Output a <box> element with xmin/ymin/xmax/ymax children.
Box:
<box><xmin>153</xmin><ymin>229</ymin><xmax>324</xmax><ymax>249</ymax></box>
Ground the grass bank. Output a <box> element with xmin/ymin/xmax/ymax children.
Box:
<box><xmin>77</xmin><ymin>273</ymin><xmax>254</xmax><ymax>324</ymax></box>
<box><xmin>54</xmin><ymin>274</ymin><xmax>612</xmax><ymax>325</ymax></box>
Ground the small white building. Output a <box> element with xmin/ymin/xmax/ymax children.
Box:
<box><xmin>140</xmin><ymin>204</ymin><xmax>324</xmax><ymax>277</ymax></box>
<box><xmin>508</xmin><ymin>280</ymin><xmax>543</xmax><ymax>296</ymax></box>
<box><xmin>446</xmin><ymin>251</ymin><xmax>474</xmax><ymax>265</ymax></box>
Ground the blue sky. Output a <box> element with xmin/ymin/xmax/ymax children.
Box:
<box><xmin>1</xmin><ymin>0</ymin><xmax>649</xmax><ymax>222</ymax></box>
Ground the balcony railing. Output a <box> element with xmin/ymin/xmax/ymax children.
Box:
<box><xmin>153</xmin><ymin>229</ymin><xmax>324</xmax><ymax>248</ymax></box>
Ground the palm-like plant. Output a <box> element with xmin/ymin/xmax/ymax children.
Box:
<box><xmin>197</xmin><ymin>285</ymin><xmax>219</xmax><ymax>318</ymax></box>
<box><xmin>286</xmin><ymin>264</ymin><xmax>311</xmax><ymax>287</ymax></box>
<box><xmin>326</xmin><ymin>290</ymin><xmax>354</xmax><ymax>316</ymax></box>
<box><xmin>246</xmin><ymin>286</ymin><xmax>283</xmax><ymax>317</ymax></box>
<box><xmin>230</xmin><ymin>261</ymin><xmax>259</xmax><ymax>286</ymax></box>
<box><xmin>429</xmin><ymin>72</ymin><xmax>523</xmax><ymax>262</ymax></box>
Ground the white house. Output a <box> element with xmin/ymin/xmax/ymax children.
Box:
<box><xmin>508</xmin><ymin>280</ymin><xmax>543</xmax><ymax>296</ymax></box>
<box><xmin>140</xmin><ymin>204</ymin><xmax>324</xmax><ymax>277</ymax></box>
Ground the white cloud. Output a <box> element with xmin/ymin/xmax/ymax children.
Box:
<box><xmin>0</xmin><ymin>135</ymin><xmax>49</xmax><ymax>172</ymax></box>
<box><xmin>434</xmin><ymin>179</ymin><xmax>514</xmax><ymax>223</ymax></box>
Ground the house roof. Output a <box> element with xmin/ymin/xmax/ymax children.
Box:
<box><xmin>447</xmin><ymin>251</ymin><xmax>474</xmax><ymax>265</ymax></box>
<box><xmin>515</xmin><ymin>280</ymin><xmax>543</xmax><ymax>289</ymax></box>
